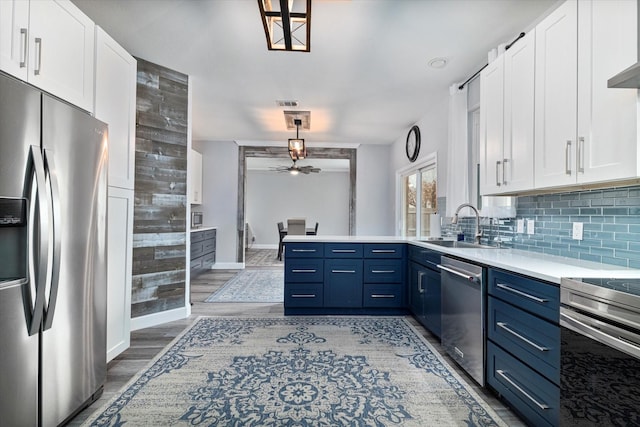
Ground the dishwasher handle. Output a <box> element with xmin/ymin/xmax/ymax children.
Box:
<box><xmin>437</xmin><ymin>264</ymin><xmax>479</xmax><ymax>283</ymax></box>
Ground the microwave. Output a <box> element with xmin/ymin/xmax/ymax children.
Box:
<box><xmin>191</xmin><ymin>211</ymin><xmax>203</xmax><ymax>228</ymax></box>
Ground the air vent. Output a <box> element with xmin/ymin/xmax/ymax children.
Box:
<box><xmin>284</xmin><ymin>110</ymin><xmax>310</xmax><ymax>130</ymax></box>
<box><xmin>276</xmin><ymin>100</ymin><xmax>299</xmax><ymax>107</ymax></box>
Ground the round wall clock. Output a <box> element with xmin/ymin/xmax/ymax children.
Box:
<box><xmin>405</xmin><ymin>125</ymin><xmax>421</xmax><ymax>162</ymax></box>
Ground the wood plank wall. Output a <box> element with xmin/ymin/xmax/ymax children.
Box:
<box><xmin>131</xmin><ymin>58</ymin><xmax>188</xmax><ymax>318</ymax></box>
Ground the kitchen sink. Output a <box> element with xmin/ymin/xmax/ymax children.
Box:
<box><xmin>420</xmin><ymin>240</ymin><xmax>496</xmax><ymax>249</ymax></box>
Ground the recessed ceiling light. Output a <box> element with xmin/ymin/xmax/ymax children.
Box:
<box><xmin>428</xmin><ymin>58</ymin><xmax>448</xmax><ymax>69</ymax></box>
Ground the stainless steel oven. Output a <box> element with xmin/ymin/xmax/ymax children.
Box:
<box><xmin>560</xmin><ymin>277</ymin><xmax>640</xmax><ymax>426</ymax></box>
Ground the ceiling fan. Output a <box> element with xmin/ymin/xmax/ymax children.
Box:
<box><xmin>273</xmin><ymin>159</ymin><xmax>321</xmax><ymax>175</ymax></box>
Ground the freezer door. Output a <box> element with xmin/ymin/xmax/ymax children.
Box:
<box><xmin>40</xmin><ymin>94</ymin><xmax>108</xmax><ymax>426</ymax></box>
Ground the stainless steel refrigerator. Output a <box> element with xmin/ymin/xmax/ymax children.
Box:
<box><xmin>0</xmin><ymin>72</ymin><xmax>108</xmax><ymax>426</ymax></box>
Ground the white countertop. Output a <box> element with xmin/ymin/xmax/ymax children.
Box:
<box><xmin>283</xmin><ymin>235</ymin><xmax>640</xmax><ymax>283</ymax></box>
<box><xmin>190</xmin><ymin>226</ymin><xmax>217</xmax><ymax>232</ymax></box>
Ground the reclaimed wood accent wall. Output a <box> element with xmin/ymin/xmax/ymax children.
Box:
<box><xmin>131</xmin><ymin>58</ymin><xmax>188</xmax><ymax>318</ymax></box>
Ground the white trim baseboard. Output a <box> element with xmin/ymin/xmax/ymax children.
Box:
<box><xmin>130</xmin><ymin>306</ymin><xmax>189</xmax><ymax>331</ymax></box>
<box><xmin>212</xmin><ymin>262</ymin><xmax>245</xmax><ymax>269</ymax></box>
<box><xmin>250</xmin><ymin>244</ymin><xmax>278</xmax><ymax>250</ymax></box>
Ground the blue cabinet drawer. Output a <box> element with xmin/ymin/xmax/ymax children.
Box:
<box><xmin>285</xmin><ymin>283</ymin><xmax>324</xmax><ymax>307</ymax></box>
<box><xmin>488</xmin><ymin>269</ymin><xmax>559</xmax><ymax>323</ymax></box>
<box><xmin>487</xmin><ymin>342</ymin><xmax>559</xmax><ymax>427</ymax></box>
<box><xmin>408</xmin><ymin>245</ymin><xmax>441</xmax><ymax>269</ymax></box>
<box><xmin>324</xmin><ymin>243</ymin><xmax>363</xmax><ymax>258</ymax></box>
<box><xmin>285</xmin><ymin>243</ymin><xmax>324</xmax><ymax>258</ymax></box>
<box><xmin>363</xmin><ymin>283</ymin><xmax>403</xmax><ymax>308</ymax></box>
<box><xmin>363</xmin><ymin>259</ymin><xmax>403</xmax><ymax>283</ymax></box>
<box><xmin>488</xmin><ymin>297</ymin><xmax>560</xmax><ymax>385</ymax></box>
<box><xmin>285</xmin><ymin>259</ymin><xmax>324</xmax><ymax>283</ymax></box>
<box><xmin>204</xmin><ymin>229</ymin><xmax>216</xmax><ymax>240</ymax></box>
<box><xmin>363</xmin><ymin>243</ymin><xmax>404</xmax><ymax>258</ymax></box>
<box><xmin>191</xmin><ymin>230</ymin><xmax>206</xmax><ymax>243</ymax></box>
<box><xmin>191</xmin><ymin>241</ymin><xmax>204</xmax><ymax>258</ymax></box>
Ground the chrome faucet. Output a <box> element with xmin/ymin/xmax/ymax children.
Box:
<box><xmin>451</xmin><ymin>203</ymin><xmax>483</xmax><ymax>244</ymax></box>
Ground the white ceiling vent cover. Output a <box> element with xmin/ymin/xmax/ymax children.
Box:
<box><xmin>276</xmin><ymin>100</ymin><xmax>299</xmax><ymax>107</ymax></box>
<box><xmin>284</xmin><ymin>110</ymin><xmax>310</xmax><ymax>130</ymax></box>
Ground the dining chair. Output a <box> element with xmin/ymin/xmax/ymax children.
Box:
<box><xmin>287</xmin><ymin>218</ymin><xmax>306</xmax><ymax>235</ymax></box>
<box><xmin>313</xmin><ymin>222</ymin><xmax>319</xmax><ymax>235</ymax></box>
<box><xmin>277</xmin><ymin>222</ymin><xmax>285</xmax><ymax>261</ymax></box>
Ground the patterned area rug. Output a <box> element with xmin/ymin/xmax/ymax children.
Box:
<box><xmin>245</xmin><ymin>248</ymin><xmax>283</xmax><ymax>267</ymax></box>
<box><xmin>205</xmin><ymin>269</ymin><xmax>284</xmax><ymax>303</ymax></box>
<box><xmin>82</xmin><ymin>317</ymin><xmax>508</xmax><ymax>426</ymax></box>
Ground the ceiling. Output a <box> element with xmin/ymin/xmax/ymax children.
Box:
<box><xmin>72</xmin><ymin>0</ymin><xmax>557</xmax><ymax>147</ymax></box>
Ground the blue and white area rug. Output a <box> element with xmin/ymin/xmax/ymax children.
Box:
<box><xmin>205</xmin><ymin>268</ymin><xmax>284</xmax><ymax>303</ymax></box>
<box><xmin>82</xmin><ymin>317</ymin><xmax>508</xmax><ymax>426</ymax></box>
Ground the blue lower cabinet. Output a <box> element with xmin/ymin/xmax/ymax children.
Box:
<box><xmin>363</xmin><ymin>259</ymin><xmax>403</xmax><ymax>283</ymax></box>
<box><xmin>285</xmin><ymin>283</ymin><xmax>324</xmax><ymax>307</ymax></box>
<box><xmin>285</xmin><ymin>259</ymin><xmax>323</xmax><ymax>283</ymax></box>
<box><xmin>363</xmin><ymin>283</ymin><xmax>403</xmax><ymax>308</ymax></box>
<box><xmin>487</xmin><ymin>342</ymin><xmax>559</xmax><ymax>427</ymax></box>
<box><xmin>324</xmin><ymin>259</ymin><xmax>363</xmax><ymax>307</ymax></box>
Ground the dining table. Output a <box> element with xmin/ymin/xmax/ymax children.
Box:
<box><xmin>278</xmin><ymin>227</ymin><xmax>317</xmax><ymax>260</ymax></box>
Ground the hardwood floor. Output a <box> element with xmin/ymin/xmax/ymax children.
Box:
<box><xmin>69</xmin><ymin>255</ymin><xmax>524</xmax><ymax>426</ymax></box>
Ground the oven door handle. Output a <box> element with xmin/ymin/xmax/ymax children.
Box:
<box><xmin>560</xmin><ymin>309</ymin><xmax>640</xmax><ymax>359</ymax></box>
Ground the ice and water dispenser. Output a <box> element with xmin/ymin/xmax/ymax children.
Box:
<box><xmin>0</xmin><ymin>198</ymin><xmax>27</xmax><ymax>285</ymax></box>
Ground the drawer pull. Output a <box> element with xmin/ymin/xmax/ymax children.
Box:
<box><xmin>371</xmin><ymin>249</ymin><xmax>396</xmax><ymax>253</ymax></box>
<box><xmin>371</xmin><ymin>294</ymin><xmax>395</xmax><ymax>298</ymax></box>
<box><xmin>292</xmin><ymin>269</ymin><xmax>317</xmax><ymax>273</ymax></box>
<box><xmin>332</xmin><ymin>270</ymin><xmax>356</xmax><ymax>274</ymax></box>
<box><xmin>291</xmin><ymin>294</ymin><xmax>316</xmax><ymax>298</ymax></box>
<box><xmin>497</xmin><ymin>322</ymin><xmax>549</xmax><ymax>352</ymax></box>
<box><xmin>332</xmin><ymin>249</ymin><xmax>356</xmax><ymax>253</ymax></box>
<box><xmin>292</xmin><ymin>249</ymin><xmax>317</xmax><ymax>253</ymax></box>
<box><xmin>496</xmin><ymin>370</ymin><xmax>549</xmax><ymax>410</ymax></box>
<box><xmin>371</xmin><ymin>270</ymin><xmax>395</xmax><ymax>274</ymax></box>
<box><xmin>496</xmin><ymin>283</ymin><xmax>548</xmax><ymax>303</ymax></box>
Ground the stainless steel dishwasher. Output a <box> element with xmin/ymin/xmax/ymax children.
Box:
<box><xmin>438</xmin><ymin>256</ymin><xmax>486</xmax><ymax>385</ymax></box>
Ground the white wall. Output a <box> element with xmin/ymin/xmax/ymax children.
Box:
<box><xmin>246</xmin><ymin>170</ymin><xmax>350</xmax><ymax>247</ymax></box>
<box><xmin>193</xmin><ymin>140</ymin><xmax>239</xmax><ymax>264</ymax></box>
<box><xmin>356</xmin><ymin>144</ymin><xmax>394</xmax><ymax>235</ymax></box>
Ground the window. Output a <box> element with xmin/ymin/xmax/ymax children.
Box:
<box><xmin>399</xmin><ymin>156</ymin><xmax>437</xmax><ymax>237</ymax></box>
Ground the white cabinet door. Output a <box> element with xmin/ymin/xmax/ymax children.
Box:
<box><xmin>0</xmin><ymin>0</ymin><xmax>29</xmax><ymax>80</ymax></box>
<box><xmin>503</xmin><ymin>29</ymin><xmax>535</xmax><ymax>193</ymax></box>
<box><xmin>190</xmin><ymin>149</ymin><xmax>203</xmax><ymax>204</ymax></box>
<box><xmin>534</xmin><ymin>0</ymin><xmax>578</xmax><ymax>189</ymax></box>
<box><xmin>94</xmin><ymin>26</ymin><xmax>137</xmax><ymax>190</ymax></box>
<box><xmin>0</xmin><ymin>0</ymin><xmax>95</xmax><ymax>111</ymax></box>
<box><xmin>479</xmin><ymin>55</ymin><xmax>504</xmax><ymax>195</ymax></box>
<box><xmin>577</xmin><ymin>0</ymin><xmax>638</xmax><ymax>183</ymax></box>
<box><xmin>107</xmin><ymin>187</ymin><xmax>133</xmax><ymax>362</ymax></box>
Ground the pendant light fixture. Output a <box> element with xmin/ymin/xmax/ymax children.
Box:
<box><xmin>258</xmin><ymin>0</ymin><xmax>312</xmax><ymax>52</ymax></box>
<box><xmin>288</xmin><ymin>119</ymin><xmax>306</xmax><ymax>160</ymax></box>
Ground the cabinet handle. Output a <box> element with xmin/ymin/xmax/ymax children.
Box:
<box><xmin>437</xmin><ymin>264</ymin><xmax>479</xmax><ymax>283</ymax></box>
<box><xmin>20</xmin><ymin>28</ymin><xmax>27</xmax><ymax>68</ymax></box>
<box><xmin>565</xmin><ymin>140</ymin><xmax>572</xmax><ymax>175</ymax></box>
<box><xmin>332</xmin><ymin>270</ymin><xmax>356</xmax><ymax>274</ymax></box>
<box><xmin>292</xmin><ymin>249</ymin><xmax>316</xmax><ymax>253</ymax></box>
<box><xmin>502</xmin><ymin>158</ymin><xmax>508</xmax><ymax>185</ymax></box>
<box><xmin>371</xmin><ymin>270</ymin><xmax>395</xmax><ymax>274</ymax></box>
<box><xmin>371</xmin><ymin>249</ymin><xmax>396</xmax><ymax>253</ymax></box>
<box><xmin>332</xmin><ymin>249</ymin><xmax>356</xmax><ymax>253</ymax></box>
<box><xmin>371</xmin><ymin>294</ymin><xmax>395</xmax><ymax>298</ymax></box>
<box><xmin>577</xmin><ymin>136</ymin><xmax>585</xmax><ymax>173</ymax></box>
<box><xmin>496</xmin><ymin>370</ymin><xmax>549</xmax><ymax>410</ymax></box>
<box><xmin>496</xmin><ymin>283</ymin><xmax>548</xmax><ymax>303</ymax></box>
<box><xmin>496</xmin><ymin>160</ymin><xmax>502</xmax><ymax>186</ymax></box>
<box><xmin>34</xmin><ymin>37</ymin><xmax>42</xmax><ymax>75</ymax></box>
<box><xmin>417</xmin><ymin>270</ymin><xmax>425</xmax><ymax>293</ymax></box>
<box><xmin>292</xmin><ymin>269</ymin><xmax>316</xmax><ymax>273</ymax></box>
<box><xmin>496</xmin><ymin>322</ymin><xmax>549</xmax><ymax>352</ymax></box>
<box><xmin>292</xmin><ymin>294</ymin><xmax>316</xmax><ymax>298</ymax></box>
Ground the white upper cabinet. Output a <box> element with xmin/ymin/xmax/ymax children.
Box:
<box><xmin>576</xmin><ymin>0</ymin><xmax>638</xmax><ymax>183</ymax></box>
<box><xmin>535</xmin><ymin>0</ymin><xmax>637</xmax><ymax>190</ymax></box>
<box><xmin>0</xmin><ymin>0</ymin><xmax>95</xmax><ymax>112</ymax></box>
<box><xmin>190</xmin><ymin>149</ymin><xmax>203</xmax><ymax>205</ymax></box>
<box><xmin>94</xmin><ymin>26</ymin><xmax>137</xmax><ymax>190</ymax></box>
<box><xmin>480</xmin><ymin>30</ymin><xmax>535</xmax><ymax>195</ymax></box>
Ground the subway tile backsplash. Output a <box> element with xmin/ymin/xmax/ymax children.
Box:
<box><xmin>440</xmin><ymin>185</ymin><xmax>640</xmax><ymax>268</ymax></box>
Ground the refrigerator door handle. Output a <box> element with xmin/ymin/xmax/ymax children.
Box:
<box><xmin>42</xmin><ymin>149</ymin><xmax>61</xmax><ymax>331</ymax></box>
<box><xmin>27</xmin><ymin>145</ymin><xmax>50</xmax><ymax>336</ymax></box>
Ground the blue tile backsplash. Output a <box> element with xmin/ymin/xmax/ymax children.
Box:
<box><xmin>441</xmin><ymin>185</ymin><xmax>640</xmax><ymax>269</ymax></box>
